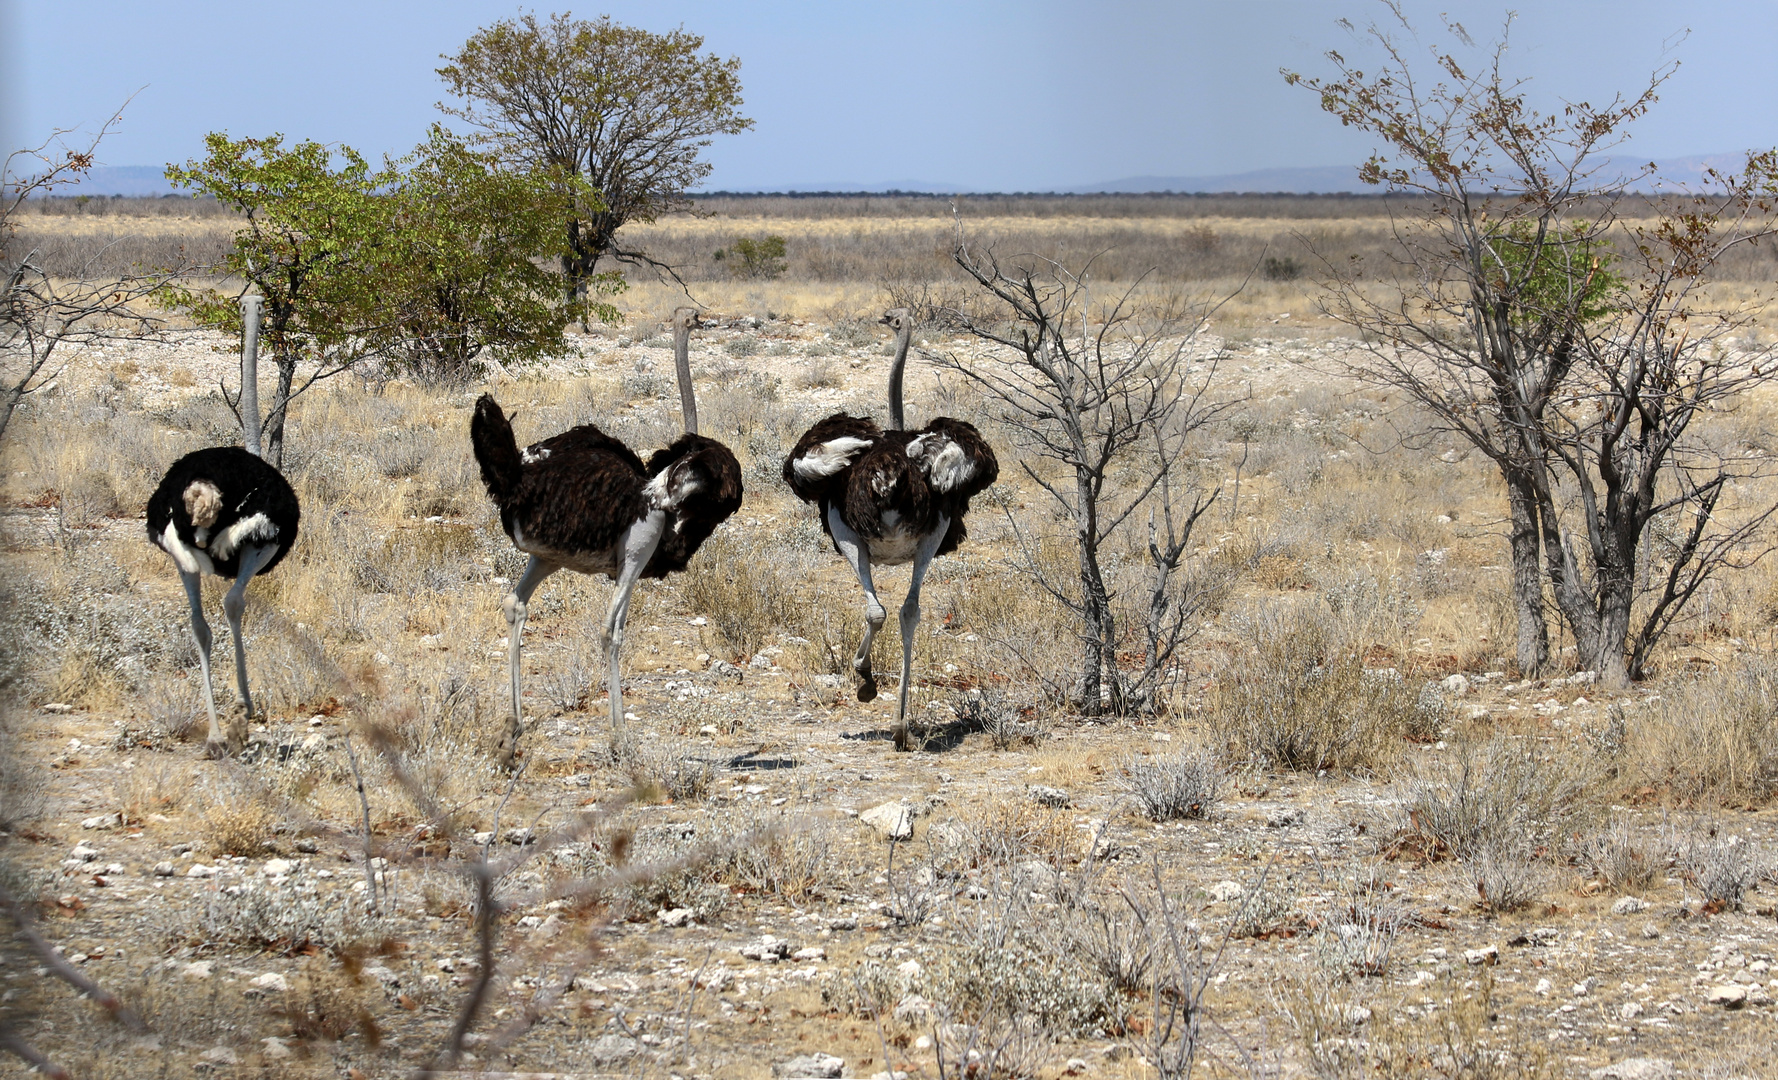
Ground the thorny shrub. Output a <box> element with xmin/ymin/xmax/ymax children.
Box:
<box><xmin>1619</xmin><ymin>660</ymin><xmax>1778</xmax><ymax>804</ymax></box>
<box><xmin>1209</xmin><ymin>603</ymin><xmax>1431</xmax><ymax>773</ymax></box>
<box><xmin>1123</xmin><ymin>746</ymin><xmax>1224</xmax><ymax>822</ymax></box>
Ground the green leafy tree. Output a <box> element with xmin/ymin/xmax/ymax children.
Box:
<box><xmin>380</xmin><ymin>126</ymin><xmax>621</xmax><ymax>384</ymax></box>
<box><xmin>164</xmin><ymin>134</ymin><xmax>393</xmax><ymax>466</ymax></box>
<box><xmin>438</xmin><ymin>13</ymin><xmax>753</xmax><ymax>314</ymax></box>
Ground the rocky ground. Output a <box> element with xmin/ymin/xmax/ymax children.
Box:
<box><xmin>3</xmin><ymin>321</ymin><xmax>1777</xmax><ymax>1080</ymax></box>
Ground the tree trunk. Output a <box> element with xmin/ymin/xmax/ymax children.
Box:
<box><xmin>1505</xmin><ymin>469</ymin><xmax>1550</xmax><ymax>677</ymax></box>
<box><xmin>263</xmin><ymin>354</ymin><xmax>298</xmax><ymax>470</ymax></box>
<box><xmin>0</xmin><ymin>383</ymin><xmax>22</xmax><ymax>445</ymax></box>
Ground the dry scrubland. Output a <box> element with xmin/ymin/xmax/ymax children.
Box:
<box><xmin>2</xmin><ymin>196</ymin><xmax>1778</xmax><ymax>1079</ymax></box>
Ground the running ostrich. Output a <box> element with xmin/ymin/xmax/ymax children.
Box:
<box><xmin>147</xmin><ymin>302</ymin><xmax>300</xmax><ymax>758</ymax></box>
<box><xmin>472</xmin><ymin>307</ymin><xmax>742</xmax><ymax>762</ymax></box>
<box><xmin>783</xmin><ymin>308</ymin><xmax>998</xmax><ymax>749</ymax></box>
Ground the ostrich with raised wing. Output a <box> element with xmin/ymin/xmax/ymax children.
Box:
<box><xmin>783</xmin><ymin>308</ymin><xmax>998</xmax><ymax>749</ymax></box>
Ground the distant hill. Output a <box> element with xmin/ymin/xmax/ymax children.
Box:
<box><xmin>45</xmin><ymin>165</ymin><xmax>183</xmax><ymax>197</ymax></box>
<box><xmin>49</xmin><ymin>155</ymin><xmax>1766</xmax><ymax>199</ymax></box>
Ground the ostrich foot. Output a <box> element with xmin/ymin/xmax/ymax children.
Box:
<box><xmin>857</xmin><ymin>674</ymin><xmax>878</xmax><ymax>702</ymax></box>
<box><xmin>893</xmin><ymin>724</ymin><xmax>912</xmax><ymax>752</ymax></box>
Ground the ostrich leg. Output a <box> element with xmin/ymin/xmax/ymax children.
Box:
<box><xmin>827</xmin><ymin>506</ymin><xmax>887</xmax><ymax>703</ymax></box>
<box><xmin>179</xmin><ymin>570</ymin><xmax>223</xmax><ymax>757</ymax></box>
<box><xmin>893</xmin><ymin>516</ymin><xmax>949</xmax><ymax>752</ymax></box>
<box><xmin>601</xmin><ymin>513</ymin><xmax>667</xmax><ymax>737</ymax></box>
<box><xmin>221</xmin><ymin>545</ymin><xmax>278</xmax><ymax>746</ymax></box>
<box><xmin>500</xmin><ymin>555</ymin><xmax>559</xmax><ymax>769</ymax></box>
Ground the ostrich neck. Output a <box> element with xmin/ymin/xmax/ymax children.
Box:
<box><xmin>674</xmin><ymin>321</ymin><xmax>698</xmax><ymax>435</ymax></box>
<box><xmin>887</xmin><ymin>326</ymin><xmax>910</xmax><ymax>431</ymax></box>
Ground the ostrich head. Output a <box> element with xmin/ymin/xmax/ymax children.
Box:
<box><xmin>671</xmin><ymin>306</ymin><xmax>702</xmax><ymax>332</ymax></box>
<box><xmin>880</xmin><ymin>308</ymin><xmax>913</xmax><ymax>333</ymax></box>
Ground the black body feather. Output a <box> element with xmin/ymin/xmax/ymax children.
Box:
<box><xmin>145</xmin><ymin>446</ymin><xmax>300</xmax><ymax>577</ymax></box>
<box><xmin>471</xmin><ymin>394</ymin><xmax>741</xmax><ymax>579</ymax></box>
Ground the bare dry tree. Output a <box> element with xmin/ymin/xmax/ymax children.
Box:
<box><xmin>2</xmin><ymin>107</ymin><xmax>181</xmax><ymax>444</ymax></box>
<box><xmin>940</xmin><ymin>224</ymin><xmax>1236</xmax><ymax>716</ymax></box>
<box><xmin>1287</xmin><ymin>3</ymin><xmax>1778</xmax><ymax>684</ymax></box>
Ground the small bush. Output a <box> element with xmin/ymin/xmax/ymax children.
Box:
<box><xmin>713</xmin><ymin>234</ymin><xmax>787</xmax><ymax>280</ymax></box>
<box><xmin>1676</xmin><ymin>832</ymin><xmax>1761</xmax><ymax>912</ymax></box>
<box><xmin>951</xmin><ymin>689</ymin><xmax>1044</xmax><ymax>750</ymax></box>
<box><xmin>1576</xmin><ymin>815</ymin><xmax>1659</xmax><ymax>893</ymax></box>
<box><xmin>1315</xmin><ymin>866</ymin><xmax>1411</xmax><ymax>976</ymax></box>
<box><xmin>1619</xmin><ymin>660</ymin><xmax>1778</xmax><ymax>804</ymax></box>
<box><xmin>1400</xmin><ymin>735</ymin><xmax>1597</xmax><ymax>863</ymax></box>
<box><xmin>203</xmin><ymin>790</ymin><xmax>278</xmax><ymax>857</ymax></box>
<box><xmin>1124</xmin><ymin>747</ymin><xmax>1224</xmax><ymax>821</ymax></box>
<box><xmin>723</xmin><ymin>335</ymin><xmax>759</xmax><ymax>357</ymax></box>
<box><xmin>1209</xmin><ymin>604</ymin><xmax>1424</xmax><ymax>772</ymax></box>
<box><xmin>179</xmin><ymin>879</ymin><xmax>390</xmax><ymax>954</ymax></box>
<box><xmin>1262</xmin><ymin>255</ymin><xmax>1302</xmax><ymax>281</ymax></box>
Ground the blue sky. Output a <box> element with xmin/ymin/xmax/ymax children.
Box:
<box><xmin>6</xmin><ymin>0</ymin><xmax>1778</xmax><ymax>191</ymax></box>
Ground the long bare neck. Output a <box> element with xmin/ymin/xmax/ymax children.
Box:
<box><xmin>674</xmin><ymin>315</ymin><xmax>698</xmax><ymax>435</ymax></box>
<box><xmin>887</xmin><ymin>322</ymin><xmax>910</xmax><ymax>431</ymax></box>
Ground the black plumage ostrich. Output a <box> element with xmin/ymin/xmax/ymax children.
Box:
<box><xmin>783</xmin><ymin>308</ymin><xmax>998</xmax><ymax>749</ymax></box>
<box><xmin>472</xmin><ymin>307</ymin><xmax>742</xmax><ymax>762</ymax></box>
<box><xmin>146</xmin><ymin>303</ymin><xmax>300</xmax><ymax>757</ymax></box>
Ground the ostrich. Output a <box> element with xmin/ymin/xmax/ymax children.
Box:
<box><xmin>783</xmin><ymin>308</ymin><xmax>998</xmax><ymax>749</ymax></box>
<box><xmin>146</xmin><ymin>300</ymin><xmax>300</xmax><ymax>758</ymax></box>
<box><xmin>472</xmin><ymin>307</ymin><xmax>742</xmax><ymax>762</ymax></box>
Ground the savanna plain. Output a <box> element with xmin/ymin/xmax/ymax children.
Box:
<box><xmin>3</xmin><ymin>194</ymin><xmax>1778</xmax><ymax>1080</ymax></box>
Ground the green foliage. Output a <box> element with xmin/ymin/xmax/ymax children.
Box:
<box><xmin>1485</xmin><ymin>220</ymin><xmax>1620</xmax><ymax>327</ymax></box>
<box><xmin>713</xmin><ymin>234</ymin><xmax>787</xmax><ymax>280</ymax></box>
<box><xmin>380</xmin><ymin>126</ymin><xmax>620</xmax><ymax>384</ymax></box>
<box><xmin>439</xmin><ymin>13</ymin><xmax>753</xmax><ymax>296</ymax></box>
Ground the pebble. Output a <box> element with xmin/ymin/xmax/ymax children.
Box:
<box><xmin>859</xmin><ymin>801</ymin><xmax>914</xmax><ymax>841</ymax></box>
<box><xmin>1028</xmin><ymin>785</ymin><xmax>1071</xmax><ymax>808</ymax></box>
<box><xmin>775</xmin><ymin>1052</ymin><xmax>844</xmax><ymax>1078</ymax></box>
<box><xmin>187</xmin><ymin>864</ymin><xmax>216</xmax><ymax>878</ymax></box>
<box><xmin>1589</xmin><ymin>1059</ymin><xmax>1674</xmax><ymax>1080</ymax></box>
<box><xmin>1464</xmin><ymin>945</ymin><xmax>1499</xmax><ymax>966</ymax></box>
<box><xmin>1208</xmin><ymin>881</ymin><xmax>1244</xmax><ymax>902</ymax></box>
<box><xmin>245</xmin><ymin>972</ymin><xmax>289</xmax><ymax>996</ymax></box>
<box><xmin>261</xmin><ymin>1038</ymin><xmax>294</xmax><ymax>1061</ymax></box>
<box><xmin>658</xmin><ymin>907</ymin><xmax>695</xmax><ymax>927</ymax></box>
<box><xmin>182</xmin><ymin>961</ymin><xmax>214</xmax><ymax>980</ymax></box>
<box><xmin>81</xmin><ymin>812</ymin><xmax>122</xmax><ymax>830</ymax></box>
<box><xmin>1611</xmin><ymin>896</ymin><xmax>1648</xmax><ymax>915</ymax></box>
<box><xmin>261</xmin><ymin>859</ymin><xmax>293</xmax><ymax>877</ymax></box>
<box><xmin>196</xmin><ymin>1046</ymin><xmax>238</xmax><ymax>1068</ymax></box>
<box><xmin>151</xmin><ymin>861</ymin><xmax>174</xmax><ymax>877</ymax></box>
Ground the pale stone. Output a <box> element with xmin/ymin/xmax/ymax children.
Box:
<box><xmin>1208</xmin><ymin>880</ymin><xmax>1244</xmax><ymax>902</ymax></box>
<box><xmin>859</xmin><ymin>801</ymin><xmax>914</xmax><ymax>840</ymax></box>
<box><xmin>1610</xmin><ymin>896</ymin><xmax>1647</xmax><ymax>914</ymax></box>
<box><xmin>1706</xmin><ymin>984</ymin><xmax>1749</xmax><ymax>1008</ymax></box>
<box><xmin>775</xmin><ymin>1053</ymin><xmax>844</xmax><ymax>1078</ymax></box>
<box><xmin>1588</xmin><ymin>1058</ymin><xmax>1674</xmax><ymax>1080</ymax></box>
<box><xmin>1463</xmin><ymin>945</ymin><xmax>1499</xmax><ymax>966</ymax></box>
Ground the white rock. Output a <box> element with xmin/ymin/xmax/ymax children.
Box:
<box><xmin>245</xmin><ymin>972</ymin><xmax>289</xmax><ymax>996</ymax></box>
<box><xmin>1589</xmin><ymin>1058</ymin><xmax>1674</xmax><ymax>1080</ymax></box>
<box><xmin>588</xmin><ymin>1034</ymin><xmax>640</xmax><ymax>1064</ymax></box>
<box><xmin>893</xmin><ymin>994</ymin><xmax>934</xmax><ymax>1023</ymax></box>
<box><xmin>260</xmin><ymin>1037</ymin><xmax>294</xmax><ymax>1061</ymax></box>
<box><xmin>197</xmin><ymin>1046</ymin><xmax>238</xmax><ymax>1066</ymax></box>
<box><xmin>152</xmin><ymin>861</ymin><xmax>175</xmax><ymax>877</ymax></box>
<box><xmin>1463</xmin><ymin>945</ymin><xmax>1499</xmax><ymax>966</ymax></box>
<box><xmin>1611</xmin><ymin>896</ymin><xmax>1647</xmax><ymax>915</ymax></box>
<box><xmin>182</xmin><ymin>961</ymin><xmax>214</xmax><ymax>980</ymax></box>
<box><xmin>658</xmin><ymin>907</ymin><xmax>695</xmax><ymax>927</ymax></box>
<box><xmin>81</xmin><ymin>812</ymin><xmax>122</xmax><ymax>830</ymax></box>
<box><xmin>792</xmin><ymin>946</ymin><xmax>826</xmax><ymax>962</ymax></box>
<box><xmin>187</xmin><ymin>864</ymin><xmax>216</xmax><ymax>878</ymax></box>
<box><xmin>896</xmin><ymin>959</ymin><xmax>923</xmax><ymax>978</ymax></box>
<box><xmin>775</xmin><ymin>1052</ymin><xmax>844</xmax><ymax>1078</ymax></box>
<box><xmin>1440</xmin><ymin>674</ymin><xmax>1470</xmax><ymax>696</ymax></box>
<box><xmin>261</xmin><ymin>859</ymin><xmax>293</xmax><ymax>877</ymax></box>
<box><xmin>1208</xmin><ymin>880</ymin><xmax>1244</xmax><ymax>902</ymax></box>
<box><xmin>859</xmin><ymin>801</ymin><xmax>914</xmax><ymax>841</ymax></box>
<box><xmin>300</xmin><ymin>732</ymin><xmax>327</xmax><ymax>753</ymax></box>
<box><xmin>1618</xmin><ymin>1001</ymin><xmax>1644</xmax><ymax>1020</ymax></box>
<box><xmin>1706</xmin><ymin>984</ymin><xmax>1749</xmax><ymax>1008</ymax></box>
<box><xmin>70</xmin><ymin>844</ymin><xmax>99</xmax><ymax>862</ymax></box>
<box><xmin>1572</xmin><ymin>977</ymin><xmax>1595</xmax><ymax>997</ymax></box>
<box><xmin>1534</xmin><ymin>978</ymin><xmax>1553</xmax><ymax>996</ymax></box>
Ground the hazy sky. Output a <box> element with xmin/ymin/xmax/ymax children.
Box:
<box><xmin>6</xmin><ymin>0</ymin><xmax>1778</xmax><ymax>190</ymax></box>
